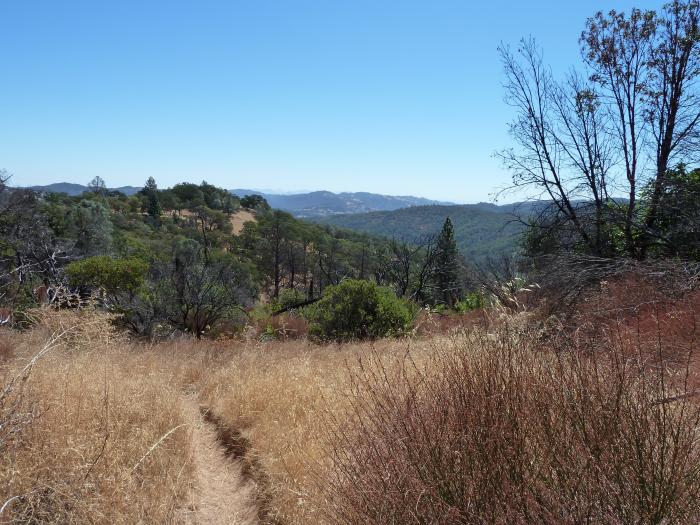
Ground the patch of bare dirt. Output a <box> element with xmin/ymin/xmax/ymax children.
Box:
<box><xmin>230</xmin><ymin>210</ymin><xmax>256</xmax><ymax>235</ymax></box>
<box><xmin>179</xmin><ymin>395</ymin><xmax>260</xmax><ymax>525</ymax></box>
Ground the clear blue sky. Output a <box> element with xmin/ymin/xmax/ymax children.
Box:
<box><xmin>0</xmin><ymin>0</ymin><xmax>659</xmax><ymax>202</ymax></box>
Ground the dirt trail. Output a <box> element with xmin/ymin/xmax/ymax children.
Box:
<box><xmin>180</xmin><ymin>395</ymin><xmax>260</xmax><ymax>525</ymax></box>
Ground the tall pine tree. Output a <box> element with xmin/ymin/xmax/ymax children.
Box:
<box><xmin>433</xmin><ymin>217</ymin><xmax>460</xmax><ymax>306</ymax></box>
<box><xmin>143</xmin><ymin>177</ymin><xmax>162</xmax><ymax>220</ymax></box>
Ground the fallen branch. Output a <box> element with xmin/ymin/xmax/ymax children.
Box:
<box><xmin>272</xmin><ymin>296</ymin><xmax>321</xmax><ymax>316</ymax></box>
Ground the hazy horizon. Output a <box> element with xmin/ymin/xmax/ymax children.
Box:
<box><xmin>20</xmin><ymin>181</ymin><xmax>478</xmax><ymax>204</ymax></box>
<box><xmin>1</xmin><ymin>0</ymin><xmax>659</xmax><ymax>202</ymax></box>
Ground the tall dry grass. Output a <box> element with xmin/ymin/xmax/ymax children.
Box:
<box><xmin>4</xmin><ymin>300</ymin><xmax>700</xmax><ymax>524</ymax></box>
<box><xmin>197</xmin><ymin>337</ymin><xmax>434</xmax><ymax>524</ymax></box>
<box><xmin>0</xmin><ymin>311</ymin><xmax>198</xmax><ymax>524</ymax></box>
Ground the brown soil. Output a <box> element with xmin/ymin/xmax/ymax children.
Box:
<box><xmin>179</xmin><ymin>395</ymin><xmax>260</xmax><ymax>525</ymax></box>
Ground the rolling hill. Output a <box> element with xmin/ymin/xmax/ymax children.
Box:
<box><xmin>27</xmin><ymin>182</ymin><xmax>141</xmax><ymax>196</ymax></box>
<box><xmin>26</xmin><ymin>184</ymin><xmax>453</xmax><ymax>217</ymax></box>
<box><xmin>314</xmin><ymin>203</ymin><xmax>534</xmax><ymax>262</ymax></box>
<box><xmin>231</xmin><ymin>189</ymin><xmax>453</xmax><ymax>217</ymax></box>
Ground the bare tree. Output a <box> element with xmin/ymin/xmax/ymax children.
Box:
<box><xmin>169</xmin><ymin>240</ymin><xmax>254</xmax><ymax>338</ymax></box>
<box><xmin>386</xmin><ymin>238</ymin><xmax>421</xmax><ymax>298</ymax></box>
<box><xmin>582</xmin><ymin>8</ymin><xmax>656</xmax><ymax>254</ymax></box>
<box><xmin>0</xmin><ymin>171</ymin><xmax>71</xmax><ymax>304</ymax></box>
<box><xmin>411</xmin><ymin>235</ymin><xmax>437</xmax><ymax>304</ymax></box>
<box><xmin>643</xmin><ymin>1</ymin><xmax>700</xmax><ymax>250</ymax></box>
<box><xmin>499</xmin><ymin>39</ymin><xmax>615</xmax><ymax>256</ymax></box>
<box><xmin>87</xmin><ymin>176</ymin><xmax>107</xmax><ymax>196</ymax></box>
<box><xmin>502</xmin><ymin>1</ymin><xmax>700</xmax><ymax>259</ymax></box>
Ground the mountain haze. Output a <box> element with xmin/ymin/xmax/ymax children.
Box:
<box><xmin>26</xmin><ymin>183</ymin><xmax>453</xmax><ymax>217</ymax></box>
<box><xmin>232</xmin><ymin>189</ymin><xmax>453</xmax><ymax>217</ymax></box>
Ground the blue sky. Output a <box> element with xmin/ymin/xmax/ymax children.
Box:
<box><xmin>0</xmin><ymin>0</ymin><xmax>659</xmax><ymax>202</ymax></box>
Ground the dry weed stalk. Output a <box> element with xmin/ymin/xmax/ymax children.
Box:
<box><xmin>0</xmin><ymin>327</ymin><xmax>74</xmax><ymax>457</ymax></box>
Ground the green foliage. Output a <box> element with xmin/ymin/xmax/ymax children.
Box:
<box><xmin>455</xmin><ymin>292</ymin><xmax>484</xmax><ymax>312</ymax></box>
<box><xmin>65</xmin><ymin>256</ymin><xmax>148</xmax><ymax>295</ymax></box>
<box><xmin>316</xmin><ymin>204</ymin><xmax>526</xmax><ymax>263</ymax></box>
<box><xmin>260</xmin><ymin>321</ymin><xmax>280</xmax><ymax>342</ymax></box>
<box><xmin>165</xmin><ymin>240</ymin><xmax>258</xmax><ymax>337</ymax></box>
<box><xmin>642</xmin><ymin>165</ymin><xmax>700</xmax><ymax>259</ymax></box>
<box><xmin>273</xmin><ymin>288</ymin><xmax>307</xmax><ymax>313</ymax></box>
<box><xmin>433</xmin><ymin>217</ymin><xmax>460</xmax><ymax>306</ymax></box>
<box><xmin>240</xmin><ymin>194</ymin><xmax>270</xmax><ymax>210</ymax></box>
<box><xmin>1</xmin><ymin>177</ymin><xmax>411</xmax><ymax>337</ymax></box>
<box><xmin>68</xmin><ymin>199</ymin><xmax>113</xmax><ymax>255</ymax></box>
<box><xmin>521</xmin><ymin>201</ymin><xmax>629</xmax><ymax>259</ymax></box>
<box><xmin>309</xmin><ymin>279</ymin><xmax>414</xmax><ymax>341</ymax></box>
<box><xmin>142</xmin><ymin>177</ymin><xmax>162</xmax><ymax>220</ymax></box>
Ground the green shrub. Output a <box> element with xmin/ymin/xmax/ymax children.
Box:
<box><xmin>65</xmin><ymin>256</ymin><xmax>148</xmax><ymax>295</ymax></box>
<box><xmin>455</xmin><ymin>292</ymin><xmax>485</xmax><ymax>312</ymax></box>
<box><xmin>310</xmin><ymin>279</ymin><xmax>414</xmax><ymax>341</ymax></box>
<box><xmin>272</xmin><ymin>288</ymin><xmax>307</xmax><ymax>313</ymax></box>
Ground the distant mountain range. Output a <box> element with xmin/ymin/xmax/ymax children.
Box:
<box><xmin>313</xmin><ymin>203</ymin><xmax>539</xmax><ymax>262</ymax></box>
<box><xmin>26</xmin><ymin>183</ymin><xmax>453</xmax><ymax>217</ymax></box>
<box><xmin>231</xmin><ymin>189</ymin><xmax>453</xmax><ymax>217</ymax></box>
<box><xmin>26</xmin><ymin>182</ymin><xmax>142</xmax><ymax>196</ymax></box>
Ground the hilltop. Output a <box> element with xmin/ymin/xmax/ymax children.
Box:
<box><xmin>27</xmin><ymin>182</ymin><xmax>142</xmax><ymax>196</ymax></box>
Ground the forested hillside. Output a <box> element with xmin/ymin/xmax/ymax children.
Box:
<box><xmin>0</xmin><ymin>175</ymin><xmax>479</xmax><ymax>338</ymax></box>
<box><xmin>315</xmin><ymin>204</ymin><xmax>529</xmax><ymax>262</ymax></box>
<box><xmin>28</xmin><ymin>184</ymin><xmax>453</xmax><ymax>216</ymax></box>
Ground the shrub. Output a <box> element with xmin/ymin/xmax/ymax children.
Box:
<box><xmin>309</xmin><ymin>280</ymin><xmax>414</xmax><ymax>341</ymax></box>
<box><xmin>272</xmin><ymin>288</ymin><xmax>307</xmax><ymax>313</ymax></box>
<box><xmin>321</xmin><ymin>327</ymin><xmax>700</xmax><ymax>524</ymax></box>
<box><xmin>65</xmin><ymin>255</ymin><xmax>148</xmax><ymax>296</ymax></box>
<box><xmin>455</xmin><ymin>291</ymin><xmax>485</xmax><ymax>312</ymax></box>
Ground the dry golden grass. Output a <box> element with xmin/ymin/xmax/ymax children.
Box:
<box><xmin>1</xmin><ymin>310</ymin><xmax>368</xmax><ymax>524</ymax></box>
<box><xmin>0</xmin><ymin>312</ymin><xmax>197</xmax><ymax>524</ymax></box>
<box><xmin>4</xmin><ymin>303</ymin><xmax>700</xmax><ymax>524</ymax></box>
<box><xmin>196</xmin><ymin>337</ymin><xmax>435</xmax><ymax>524</ymax></box>
<box><xmin>174</xmin><ymin>208</ymin><xmax>256</xmax><ymax>236</ymax></box>
<box><xmin>197</xmin><ymin>340</ymin><xmax>354</xmax><ymax>523</ymax></box>
<box><xmin>229</xmin><ymin>209</ymin><xmax>256</xmax><ymax>235</ymax></box>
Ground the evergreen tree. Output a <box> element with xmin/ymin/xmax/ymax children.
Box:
<box><xmin>143</xmin><ymin>177</ymin><xmax>162</xmax><ymax>220</ymax></box>
<box><xmin>144</xmin><ymin>176</ymin><xmax>158</xmax><ymax>193</ymax></box>
<box><xmin>433</xmin><ymin>217</ymin><xmax>460</xmax><ymax>306</ymax></box>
